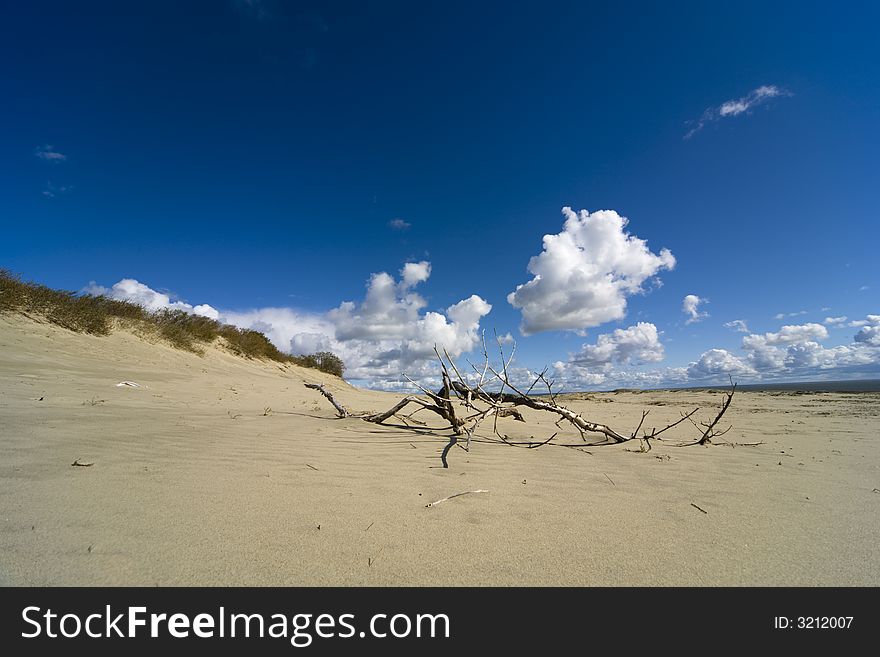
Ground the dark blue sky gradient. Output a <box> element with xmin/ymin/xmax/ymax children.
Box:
<box><xmin>2</xmin><ymin>0</ymin><xmax>877</xmax><ymax>371</ymax></box>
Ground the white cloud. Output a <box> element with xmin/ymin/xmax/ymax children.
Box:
<box><xmin>84</xmin><ymin>279</ymin><xmax>220</xmax><ymax>319</ymax></box>
<box><xmin>775</xmin><ymin>310</ymin><xmax>807</xmax><ymax>320</ymax></box>
<box><xmin>685</xmin><ymin>85</ymin><xmax>791</xmax><ymax>139</ymax></box>
<box><xmin>847</xmin><ymin>315</ymin><xmax>879</xmax><ymax>328</ymax></box>
<box><xmin>570</xmin><ymin>322</ymin><xmax>664</xmax><ymax>367</ymax></box>
<box><xmin>326</xmin><ymin>265</ymin><xmax>491</xmax><ymax>377</ymax></box>
<box><xmin>823</xmin><ymin>316</ymin><xmax>847</xmax><ymax>326</ymax></box>
<box><xmin>724</xmin><ymin>319</ymin><xmax>750</xmax><ymax>333</ymax></box>
<box><xmin>854</xmin><ymin>323</ymin><xmax>880</xmax><ymax>347</ymax></box>
<box><xmin>497</xmin><ymin>332</ymin><xmax>515</xmax><ymax>344</ymax></box>
<box><xmin>746</xmin><ymin>323</ymin><xmax>829</xmax><ymax>346</ymax></box>
<box><xmin>83</xmin><ymin>272</ymin><xmax>880</xmax><ymax>392</ymax></box>
<box><xmin>193</xmin><ymin>304</ymin><xmax>220</xmax><ymax>320</ymax></box>
<box><xmin>86</xmin><ymin>263</ymin><xmax>491</xmax><ymax>387</ymax></box>
<box><xmin>735</xmin><ymin>320</ymin><xmax>880</xmax><ymax>378</ymax></box>
<box><xmin>719</xmin><ymin>85</ymin><xmax>785</xmax><ymax>116</ymax></box>
<box><xmin>400</xmin><ymin>261</ymin><xmax>430</xmax><ymax>288</ymax></box>
<box><xmin>35</xmin><ymin>145</ymin><xmax>67</xmax><ymax>162</ymax></box>
<box><xmin>507</xmin><ymin>207</ymin><xmax>675</xmax><ymax>335</ymax></box>
<box><xmin>687</xmin><ymin>349</ymin><xmax>755</xmax><ymax>379</ymax></box>
<box><xmin>682</xmin><ymin>294</ymin><xmax>708</xmax><ymax>324</ymax></box>
<box><xmin>388</xmin><ymin>218</ymin><xmax>411</xmax><ymax>231</ymax></box>
<box><xmin>218</xmin><ymin>307</ymin><xmax>335</xmax><ymax>355</ymax></box>
<box><xmin>552</xmin><ymin>361</ymin><xmax>690</xmax><ymax>390</ymax></box>
<box><xmin>552</xmin><ymin>316</ymin><xmax>880</xmax><ymax>390</ymax></box>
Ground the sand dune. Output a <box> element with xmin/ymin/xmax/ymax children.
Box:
<box><xmin>1</xmin><ymin>314</ymin><xmax>878</xmax><ymax>585</ymax></box>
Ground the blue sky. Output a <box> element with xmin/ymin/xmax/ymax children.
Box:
<box><xmin>2</xmin><ymin>1</ymin><xmax>878</xmax><ymax>389</ymax></box>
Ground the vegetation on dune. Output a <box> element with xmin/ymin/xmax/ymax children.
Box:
<box><xmin>0</xmin><ymin>269</ymin><xmax>345</xmax><ymax>377</ymax></box>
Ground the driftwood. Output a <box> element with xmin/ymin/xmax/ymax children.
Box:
<box><xmin>305</xmin><ymin>334</ymin><xmax>740</xmax><ymax>468</ymax></box>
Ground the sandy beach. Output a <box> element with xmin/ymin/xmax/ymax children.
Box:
<box><xmin>1</xmin><ymin>313</ymin><xmax>878</xmax><ymax>586</ymax></box>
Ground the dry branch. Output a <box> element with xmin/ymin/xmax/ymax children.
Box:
<box><xmin>304</xmin><ymin>383</ymin><xmax>349</xmax><ymax>418</ymax></box>
<box><xmin>304</xmin><ymin>336</ymin><xmax>741</xmax><ymax>468</ymax></box>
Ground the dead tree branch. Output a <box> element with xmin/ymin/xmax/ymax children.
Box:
<box><xmin>304</xmin><ymin>342</ymin><xmax>741</xmax><ymax>467</ymax></box>
<box><xmin>304</xmin><ymin>383</ymin><xmax>350</xmax><ymax>418</ymax></box>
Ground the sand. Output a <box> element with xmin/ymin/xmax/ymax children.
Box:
<box><xmin>1</xmin><ymin>313</ymin><xmax>878</xmax><ymax>586</ymax></box>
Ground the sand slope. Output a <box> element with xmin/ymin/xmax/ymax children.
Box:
<box><xmin>1</xmin><ymin>314</ymin><xmax>878</xmax><ymax>585</ymax></box>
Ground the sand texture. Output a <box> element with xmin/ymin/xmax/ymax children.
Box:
<box><xmin>1</xmin><ymin>314</ymin><xmax>878</xmax><ymax>586</ymax></box>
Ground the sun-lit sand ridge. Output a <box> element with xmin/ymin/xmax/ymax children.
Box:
<box><xmin>1</xmin><ymin>313</ymin><xmax>878</xmax><ymax>586</ymax></box>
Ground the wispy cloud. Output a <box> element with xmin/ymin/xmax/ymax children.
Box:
<box><xmin>774</xmin><ymin>310</ymin><xmax>807</xmax><ymax>320</ymax></box>
<box><xmin>685</xmin><ymin>85</ymin><xmax>791</xmax><ymax>139</ymax></box>
<box><xmin>388</xmin><ymin>218</ymin><xmax>411</xmax><ymax>231</ymax></box>
<box><xmin>35</xmin><ymin>144</ymin><xmax>67</xmax><ymax>162</ymax></box>
<box><xmin>42</xmin><ymin>182</ymin><xmax>73</xmax><ymax>198</ymax></box>
<box><xmin>724</xmin><ymin>319</ymin><xmax>750</xmax><ymax>333</ymax></box>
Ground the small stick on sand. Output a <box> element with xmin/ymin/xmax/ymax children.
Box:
<box><xmin>691</xmin><ymin>503</ymin><xmax>708</xmax><ymax>514</ymax></box>
<box><xmin>425</xmin><ymin>489</ymin><xmax>489</xmax><ymax>508</ymax></box>
<box><xmin>603</xmin><ymin>473</ymin><xmax>615</xmax><ymax>486</ymax></box>
<box><xmin>71</xmin><ymin>459</ymin><xmax>94</xmax><ymax>467</ymax></box>
<box><xmin>305</xmin><ymin>463</ymin><xmax>319</xmax><ymax>471</ymax></box>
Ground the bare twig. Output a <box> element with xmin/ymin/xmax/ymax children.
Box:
<box><xmin>426</xmin><ymin>489</ymin><xmax>490</xmax><ymax>507</ymax></box>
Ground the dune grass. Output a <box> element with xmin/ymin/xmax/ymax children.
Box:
<box><xmin>0</xmin><ymin>269</ymin><xmax>345</xmax><ymax>377</ymax></box>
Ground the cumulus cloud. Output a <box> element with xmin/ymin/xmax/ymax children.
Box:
<box><xmin>823</xmin><ymin>316</ymin><xmax>847</xmax><ymax>326</ymax></box>
<box><xmin>552</xmin><ymin>316</ymin><xmax>880</xmax><ymax>390</ymax></box>
<box><xmin>682</xmin><ymin>294</ymin><xmax>708</xmax><ymax>324</ymax></box>
<box><xmin>497</xmin><ymin>332</ymin><xmax>515</xmax><ymax>344</ymax></box>
<box><xmin>551</xmin><ymin>361</ymin><xmax>689</xmax><ymax>391</ymax></box>
<box><xmin>388</xmin><ymin>218</ymin><xmax>411</xmax><ymax>231</ymax></box>
<box><xmin>687</xmin><ymin>349</ymin><xmax>755</xmax><ymax>379</ymax></box>
<box><xmin>854</xmin><ymin>324</ymin><xmax>880</xmax><ymax>347</ymax></box>
<box><xmin>327</xmin><ymin>264</ymin><xmax>491</xmax><ymax>376</ymax></box>
<box><xmin>507</xmin><ymin>207</ymin><xmax>675</xmax><ymax>335</ymax></box>
<box><xmin>849</xmin><ymin>315</ymin><xmax>879</xmax><ymax>328</ymax></box>
<box><xmin>735</xmin><ymin>320</ymin><xmax>880</xmax><ymax>378</ymax></box>
<box><xmin>724</xmin><ymin>319</ymin><xmax>750</xmax><ymax>333</ymax></box>
<box><xmin>218</xmin><ymin>307</ymin><xmax>335</xmax><ymax>355</ymax></box>
<box><xmin>35</xmin><ymin>145</ymin><xmax>67</xmax><ymax>162</ymax></box>
<box><xmin>685</xmin><ymin>85</ymin><xmax>791</xmax><ymax>139</ymax></box>
<box><xmin>653</xmin><ymin>317</ymin><xmax>878</xmax><ymax>384</ymax></box>
<box><xmin>86</xmin><ymin>263</ymin><xmax>491</xmax><ymax>387</ymax></box>
<box><xmin>745</xmin><ymin>323</ymin><xmax>829</xmax><ymax>346</ymax></box>
<box><xmin>84</xmin><ymin>279</ymin><xmax>220</xmax><ymax>318</ymax></box>
<box><xmin>400</xmin><ymin>261</ymin><xmax>430</xmax><ymax>288</ymax></box>
<box><xmin>570</xmin><ymin>323</ymin><xmax>664</xmax><ymax>367</ymax></box>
